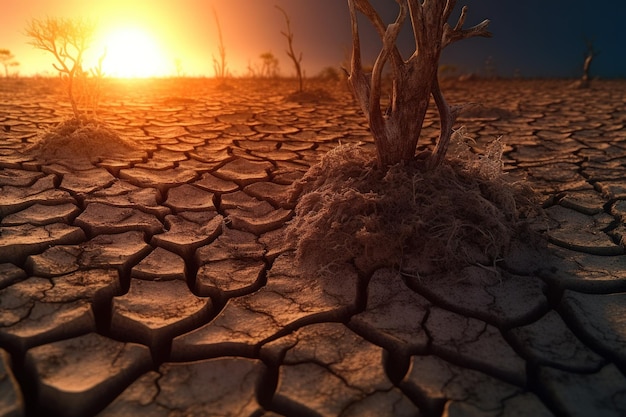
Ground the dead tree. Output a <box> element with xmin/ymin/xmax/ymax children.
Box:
<box><xmin>579</xmin><ymin>39</ymin><xmax>597</xmax><ymax>88</ymax></box>
<box><xmin>347</xmin><ymin>0</ymin><xmax>491</xmax><ymax>169</ymax></box>
<box><xmin>212</xmin><ymin>7</ymin><xmax>228</xmax><ymax>79</ymax></box>
<box><xmin>0</xmin><ymin>49</ymin><xmax>19</xmax><ymax>77</ymax></box>
<box><xmin>276</xmin><ymin>5</ymin><xmax>304</xmax><ymax>92</ymax></box>
<box><xmin>259</xmin><ymin>52</ymin><xmax>280</xmax><ymax>78</ymax></box>
<box><xmin>25</xmin><ymin>17</ymin><xmax>95</xmax><ymax>120</ymax></box>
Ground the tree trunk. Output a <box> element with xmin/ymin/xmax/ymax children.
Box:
<box><xmin>347</xmin><ymin>0</ymin><xmax>490</xmax><ymax>169</ymax></box>
<box><xmin>372</xmin><ymin>67</ymin><xmax>437</xmax><ymax>167</ymax></box>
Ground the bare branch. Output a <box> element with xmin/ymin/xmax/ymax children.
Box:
<box><xmin>406</xmin><ymin>0</ymin><xmax>423</xmax><ymax>46</ymax></box>
<box><xmin>426</xmin><ymin>74</ymin><xmax>459</xmax><ymax>169</ymax></box>
<box><xmin>369</xmin><ymin>2</ymin><xmax>407</xmax><ymax>125</ymax></box>
<box><xmin>352</xmin><ymin>0</ymin><xmax>390</xmax><ymax>38</ymax></box>
<box><xmin>276</xmin><ymin>5</ymin><xmax>304</xmax><ymax>92</ymax></box>
<box><xmin>443</xmin><ymin>6</ymin><xmax>491</xmax><ymax>48</ymax></box>
<box><xmin>212</xmin><ymin>7</ymin><xmax>228</xmax><ymax>79</ymax></box>
<box><xmin>24</xmin><ymin>16</ymin><xmax>95</xmax><ymax>119</ymax></box>
<box><xmin>352</xmin><ymin>0</ymin><xmax>403</xmax><ymax>68</ymax></box>
<box><xmin>346</xmin><ymin>0</ymin><xmax>491</xmax><ymax>169</ymax></box>
<box><xmin>442</xmin><ymin>0</ymin><xmax>458</xmax><ymax>22</ymax></box>
<box><xmin>453</xmin><ymin>4</ymin><xmax>467</xmax><ymax>31</ymax></box>
<box><xmin>0</xmin><ymin>49</ymin><xmax>19</xmax><ymax>77</ymax></box>
<box><xmin>347</xmin><ymin>0</ymin><xmax>370</xmax><ymax>116</ymax></box>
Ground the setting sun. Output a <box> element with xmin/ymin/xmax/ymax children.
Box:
<box><xmin>96</xmin><ymin>26</ymin><xmax>171</xmax><ymax>78</ymax></box>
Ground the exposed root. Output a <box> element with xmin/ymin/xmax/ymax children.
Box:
<box><xmin>286</xmin><ymin>135</ymin><xmax>538</xmax><ymax>276</ymax></box>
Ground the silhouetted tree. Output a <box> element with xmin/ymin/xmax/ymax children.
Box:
<box><xmin>571</xmin><ymin>38</ymin><xmax>599</xmax><ymax>89</ymax></box>
<box><xmin>259</xmin><ymin>51</ymin><xmax>280</xmax><ymax>78</ymax></box>
<box><xmin>347</xmin><ymin>0</ymin><xmax>491</xmax><ymax>168</ymax></box>
<box><xmin>25</xmin><ymin>17</ymin><xmax>95</xmax><ymax>119</ymax></box>
<box><xmin>211</xmin><ymin>7</ymin><xmax>228</xmax><ymax>79</ymax></box>
<box><xmin>0</xmin><ymin>49</ymin><xmax>19</xmax><ymax>78</ymax></box>
<box><xmin>276</xmin><ymin>5</ymin><xmax>304</xmax><ymax>92</ymax></box>
<box><xmin>579</xmin><ymin>38</ymin><xmax>598</xmax><ymax>88</ymax></box>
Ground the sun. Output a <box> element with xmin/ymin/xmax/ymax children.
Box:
<box><xmin>97</xmin><ymin>26</ymin><xmax>171</xmax><ymax>78</ymax></box>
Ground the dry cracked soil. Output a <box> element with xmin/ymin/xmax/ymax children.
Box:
<box><xmin>1</xmin><ymin>77</ymin><xmax>626</xmax><ymax>416</ymax></box>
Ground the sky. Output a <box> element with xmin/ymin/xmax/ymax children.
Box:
<box><xmin>1</xmin><ymin>0</ymin><xmax>624</xmax><ymax>78</ymax></box>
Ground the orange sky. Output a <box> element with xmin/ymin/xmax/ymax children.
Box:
<box><xmin>1</xmin><ymin>0</ymin><xmax>351</xmax><ymax>77</ymax></box>
<box><xmin>4</xmin><ymin>1</ymin><xmax>623</xmax><ymax>79</ymax></box>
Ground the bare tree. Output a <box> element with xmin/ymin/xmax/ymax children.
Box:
<box><xmin>25</xmin><ymin>17</ymin><xmax>95</xmax><ymax>119</ymax></box>
<box><xmin>10</xmin><ymin>62</ymin><xmax>20</xmax><ymax>77</ymax></box>
<box><xmin>246</xmin><ymin>59</ymin><xmax>259</xmax><ymax>78</ymax></box>
<box><xmin>174</xmin><ymin>58</ymin><xmax>184</xmax><ymax>77</ymax></box>
<box><xmin>276</xmin><ymin>5</ymin><xmax>304</xmax><ymax>92</ymax></box>
<box><xmin>347</xmin><ymin>0</ymin><xmax>491</xmax><ymax>169</ymax></box>
<box><xmin>259</xmin><ymin>51</ymin><xmax>280</xmax><ymax>78</ymax></box>
<box><xmin>212</xmin><ymin>7</ymin><xmax>228</xmax><ymax>80</ymax></box>
<box><xmin>0</xmin><ymin>49</ymin><xmax>19</xmax><ymax>77</ymax></box>
<box><xmin>579</xmin><ymin>38</ymin><xmax>598</xmax><ymax>88</ymax></box>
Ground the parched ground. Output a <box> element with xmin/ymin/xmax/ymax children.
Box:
<box><xmin>1</xmin><ymin>76</ymin><xmax>626</xmax><ymax>417</ymax></box>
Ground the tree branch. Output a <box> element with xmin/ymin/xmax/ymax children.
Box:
<box><xmin>443</xmin><ymin>6</ymin><xmax>491</xmax><ymax>48</ymax></box>
<box><xmin>276</xmin><ymin>5</ymin><xmax>304</xmax><ymax>92</ymax></box>
<box><xmin>406</xmin><ymin>0</ymin><xmax>423</xmax><ymax>54</ymax></box>
<box><xmin>347</xmin><ymin>0</ymin><xmax>371</xmax><ymax>117</ymax></box>
<box><xmin>442</xmin><ymin>0</ymin><xmax>458</xmax><ymax>23</ymax></box>
<box><xmin>353</xmin><ymin>0</ymin><xmax>404</xmax><ymax>70</ymax></box>
<box><xmin>369</xmin><ymin>1</ymin><xmax>407</xmax><ymax>126</ymax></box>
<box><xmin>426</xmin><ymin>73</ymin><xmax>459</xmax><ymax>169</ymax></box>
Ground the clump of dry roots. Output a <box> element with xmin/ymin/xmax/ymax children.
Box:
<box><xmin>286</xmin><ymin>132</ymin><xmax>538</xmax><ymax>276</ymax></box>
<box><xmin>28</xmin><ymin>117</ymin><xmax>137</xmax><ymax>163</ymax></box>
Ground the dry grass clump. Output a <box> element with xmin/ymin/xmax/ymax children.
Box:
<box><xmin>28</xmin><ymin>117</ymin><xmax>138</xmax><ymax>163</ymax></box>
<box><xmin>286</xmin><ymin>132</ymin><xmax>537</xmax><ymax>276</ymax></box>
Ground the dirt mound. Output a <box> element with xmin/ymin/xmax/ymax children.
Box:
<box><xmin>286</xmin><ymin>136</ymin><xmax>538</xmax><ymax>276</ymax></box>
<box><xmin>27</xmin><ymin>117</ymin><xmax>141</xmax><ymax>165</ymax></box>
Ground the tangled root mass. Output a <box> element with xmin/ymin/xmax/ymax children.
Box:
<box><xmin>286</xmin><ymin>132</ymin><xmax>537</xmax><ymax>276</ymax></box>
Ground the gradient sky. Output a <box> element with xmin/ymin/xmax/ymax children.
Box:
<box><xmin>1</xmin><ymin>0</ymin><xmax>624</xmax><ymax>78</ymax></box>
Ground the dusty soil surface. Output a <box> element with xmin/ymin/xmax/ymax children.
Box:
<box><xmin>1</xmin><ymin>76</ymin><xmax>626</xmax><ymax>416</ymax></box>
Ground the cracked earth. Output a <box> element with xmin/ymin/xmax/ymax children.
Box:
<box><xmin>1</xmin><ymin>77</ymin><xmax>626</xmax><ymax>416</ymax></box>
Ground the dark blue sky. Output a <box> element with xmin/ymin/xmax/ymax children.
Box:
<box><xmin>363</xmin><ymin>0</ymin><xmax>625</xmax><ymax>78</ymax></box>
<box><xmin>5</xmin><ymin>0</ymin><xmax>625</xmax><ymax>78</ymax></box>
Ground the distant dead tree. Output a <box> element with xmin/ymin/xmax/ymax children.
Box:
<box><xmin>347</xmin><ymin>0</ymin><xmax>491</xmax><ymax>168</ymax></box>
<box><xmin>259</xmin><ymin>51</ymin><xmax>280</xmax><ymax>78</ymax></box>
<box><xmin>246</xmin><ymin>59</ymin><xmax>258</xmax><ymax>77</ymax></box>
<box><xmin>572</xmin><ymin>37</ymin><xmax>599</xmax><ymax>89</ymax></box>
<box><xmin>211</xmin><ymin>7</ymin><xmax>228</xmax><ymax>79</ymax></box>
<box><xmin>174</xmin><ymin>58</ymin><xmax>184</xmax><ymax>77</ymax></box>
<box><xmin>0</xmin><ymin>49</ymin><xmax>19</xmax><ymax>77</ymax></box>
<box><xmin>579</xmin><ymin>38</ymin><xmax>598</xmax><ymax>88</ymax></box>
<box><xmin>25</xmin><ymin>17</ymin><xmax>95</xmax><ymax>119</ymax></box>
<box><xmin>276</xmin><ymin>5</ymin><xmax>304</xmax><ymax>92</ymax></box>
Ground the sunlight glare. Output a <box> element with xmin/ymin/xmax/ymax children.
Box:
<box><xmin>98</xmin><ymin>27</ymin><xmax>171</xmax><ymax>78</ymax></box>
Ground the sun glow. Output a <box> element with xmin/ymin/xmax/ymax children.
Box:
<box><xmin>96</xmin><ymin>26</ymin><xmax>171</xmax><ymax>78</ymax></box>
